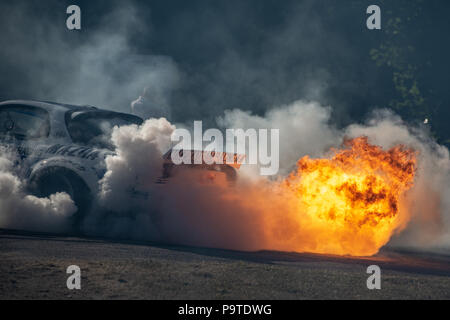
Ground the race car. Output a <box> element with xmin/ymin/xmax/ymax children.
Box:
<box><xmin>0</xmin><ymin>100</ymin><xmax>241</xmax><ymax>227</ymax></box>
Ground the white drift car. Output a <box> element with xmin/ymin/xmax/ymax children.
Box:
<box><xmin>0</xmin><ymin>100</ymin><xmax>239</xmax><ymax>229</ymax></box>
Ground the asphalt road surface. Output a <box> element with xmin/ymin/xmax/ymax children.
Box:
<box><xmin>1</xmin><ymin>228</ymin><xmax>449</xmax><ymax>299</ymax></box>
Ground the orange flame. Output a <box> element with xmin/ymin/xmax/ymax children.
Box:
<box><xmin>276</xmin><ymin>136</ymin><xmax>417</xmax><ymax>256</ymax></box>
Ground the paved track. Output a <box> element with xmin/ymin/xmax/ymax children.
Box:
<box><xmin>1</xmin><ymin>228</ymin><xmax>449</xmax><ymax>299</ymax></box>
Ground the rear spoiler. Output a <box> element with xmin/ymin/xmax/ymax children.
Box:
<box><xmin>163</xmin><ymin>149</ymin><xmax>245</xmax><ymax>169</ymax></box>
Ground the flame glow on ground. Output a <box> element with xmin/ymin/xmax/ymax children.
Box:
<box><xmin>278</xmin><ymin>136</ymin><xmax>417</xmax><ymax>256</ymax></box>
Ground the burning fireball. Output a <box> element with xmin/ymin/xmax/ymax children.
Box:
<box><xmin>277</xmin><ymin>136</ymin><xmax>417</xmax><ymax>256</ymax></box>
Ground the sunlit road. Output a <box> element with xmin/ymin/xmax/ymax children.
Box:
<box><xmin>1</xmin><ymin>228</ymin><xmax>449</xmax><ymax>299</ymax></box>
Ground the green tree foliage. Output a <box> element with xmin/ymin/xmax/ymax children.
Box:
<box><xmin>369</xmin><ymin>0</ymin><xmax>430</xmax><ymax>122</ymax></box>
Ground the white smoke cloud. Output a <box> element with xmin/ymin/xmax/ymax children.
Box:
<box><xmin>0</xmin><ymin>150</ymin><xmax>76</xmax><ymax>233</ymax></box>
<box><xmin>99</xmin><ymin>118</ymin><xmax>175</xmax><ymax>210</ymax></box>
<box><xmin>81</xmin><ymin>118</ymin><xmax>175</xmax><ymax>239</ymax></box>
<box><xmin>218</xmin><ymin>100</ymin><xmax>340</xmax><ymax>175</ymax></box>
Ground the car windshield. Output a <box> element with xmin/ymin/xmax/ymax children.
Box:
<box><xmin>67</xmin><ymin>112</ymin><xmax>143</xmax><ymax>150</ymax></box>
<box><xmin>0</xmin><ymin>106</ymin><xmax>50</xmax><ymax>140</ymax></box>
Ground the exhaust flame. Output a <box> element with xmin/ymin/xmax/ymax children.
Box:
<box><xmin>280</xmin><ymin>136</ymin><xmax>417</xmax><ymax>256</ymax></box>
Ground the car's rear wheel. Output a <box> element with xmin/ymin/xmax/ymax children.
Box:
<box><xmin>29</xmin><ymin>167</ymin><xmax>92</xmax><ymax>232</ymax></box>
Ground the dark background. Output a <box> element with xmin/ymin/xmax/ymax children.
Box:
<box><xmin>0</xmin><ymin>0</ymin><xmax>449</xmax><ymax>144</ymax></box>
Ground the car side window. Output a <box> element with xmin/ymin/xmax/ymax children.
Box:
<box><xmin>0</xmin><ymin>105</ymin><xmax>50</xmax><ymax>140</ymax></box>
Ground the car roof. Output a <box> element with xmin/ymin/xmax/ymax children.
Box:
<box><xmin>0</xmin><ymin>100</ymin><xmax>143</xmax><ymax>123</ymax></box>
<box><xmin>0</xmin><ymin>99</ymin><xmax>98</xmax><ymax>112</ymax></box>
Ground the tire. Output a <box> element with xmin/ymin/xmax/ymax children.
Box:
<box><xmin>29</xmin><ymin>167</ymin><xmax>92</xmax><ymax>232</ymax></box>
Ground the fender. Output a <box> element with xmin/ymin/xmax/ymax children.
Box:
<box><xmin>29</xmin><ymin>156</ymin><xmax>100</xmax><ymax>197</ymax></box>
